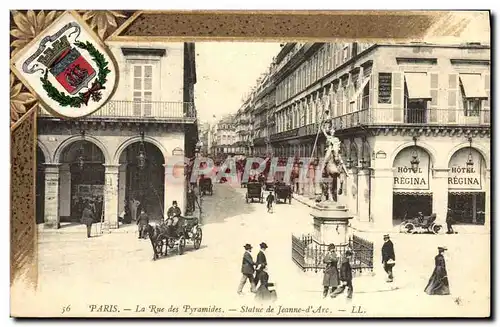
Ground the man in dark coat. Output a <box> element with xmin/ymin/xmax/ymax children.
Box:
<box><xmin>331</xmin><ymin>250</ymin><xmax>353</xmax><ymax>299</ymax></box>
<box><xmin>81</xmin><ymin>202</ymin><xmax>95</xmax><ymax>238</ymax></box>
<box><xmin>322</xmin><ymin>243</ymin><xmax>339</xmax><ymax>297</ymax></box>
<box><xmin>255</xmin><ymin>242</ymin><xmax>268</xmax><ymax>287</ymax></box>
<box><xmin>137</xmin><ymin>209</ymin><xmax>149</xmax><ymax>239</ymax></box>
<box><xmin>446</xmin><ymin>208</ymin><xmax>456</xmax><ymax>234</ymax></box>
<box><xmin>186</xmin><ymin>188</ymin><xmax>199</xmax><ymax>215</ymax></box>
<box><xmin>382</xmin><ymin>234</ymin><xmax>396</xmax><ymax>282</ymax></box>
<box><xmin>266</xmin><ymin>192</ymin><xmax>275</xmax><ymax>213</ymax></box>
<box><xmin>167</xmin><ymin>201</ymin><xmax>182</xmax><ymax>219</ymax></box>
<box><xmin>425</xmin><ymin>247</ymin><xmax>450</xmax><ymax>295</ymax></box>
<box><xmin>237</xmin><ymin>244</ymin><xmax>257</xmax><ymax>295</ymax></box>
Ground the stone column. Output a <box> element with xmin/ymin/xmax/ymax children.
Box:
<box><xmin>348</xmin><ymin>167</ymin><xmax>359</xmax><ymax>217</ymax></box>
<box><xmin>432</xmin><ymin>168</ymin><xmax>450</xmax><ymax>225</ymax></box>
<box><xmin>44</xmin><ymin>164</ymin><xmax>60</xmax><ymax>229</ymax></box>
<box><xmin>59</xmin><ymin>164</ymin><xmax>72</xmax><ymax>219</ymax></box>
<box><xmin>484</xmin><ymin>168</ymin><xmax>490</xmax><ymax>231</ymax></box>
<box><xmin>357</xmin><ymin>168</ymin><xmax>370</xmax><ymax>222</ymax></box>
<box><xmin>370</xmin><ymin>168</ymin><xmax>394</xmax><ymax>230</ymax></box>
<box><xmin>118</xmin><ymin>164</ymin><xmax>127</xmax><ymax>214</ymax></box>
<box><xmin>104</xmin><ymin>165</ymin><xmax>120</xmax><ymax>229</ymax></box>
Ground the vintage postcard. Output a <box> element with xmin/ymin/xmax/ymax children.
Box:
<box><xmin>10</xmin><ymin>10</ymin><xmax>491</xmax><ymax>318</ymax></box>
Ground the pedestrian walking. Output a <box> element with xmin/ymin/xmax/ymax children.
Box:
<box><xmin>266</xmin><ymin>192</ymin><xmax>275</xmax><ymax>213</ymax></box>
<box><xmin>322</xmin><ymin>243</ymin><xmax>339</xmax><ymax>298</ymax></box>
<box><xmin>331</xmin><ymin>250</ymin><xmax>353</xmax><ymax>299</ymax></box>
<box><xmin>446</xmin><ymin>208</ymin><xmax>456</xmax><ymax>234</ymax></box>
<box><xmin>237</xmin><ymin>244</ymin><xmax>257</xmax><ymax>295</ymax></box>
<box><xmin>137</xmin><ymin>209</ymin><xmax>149</xmax><ymax>239</ymax></box>
<box><xmin>255</xmin><ymin>242</ymin><xmax>268</xmax><ymax>287</ymax></box>
<box><xmin>382</xmin><ymin>234</ymin><xmax>396</xmax><ymax>282</ymax></box>
<box><xmin>424</xmin><ymin>247</ymin><xmax>450</xmax><ymax>295</ymax></box>
<box><xmin>81</xmin><ymin>202</ymin><xmax>94</xmax><ymax>238</ymax></box>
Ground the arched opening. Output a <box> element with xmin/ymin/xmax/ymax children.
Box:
<box><xmin>36</xmin><ymin>146</ymin><xmax>46</xmax><ymax>224</ymax></box>
<box><xmin>59</xmin><ymin>140</ymin><xmax>105</xmax><ymax>225</ymax></box>
<box><xmin>447</xmin><ymin>147</ymin><xmax>487</xmax><ymax>225</ymax></box>
<box><xmin>392</xmin><ymin>146</ymin><xmax>433</xmax><ymax>225</ymax></box>
<box><xmin>118</xmin><ymin>142</ymin><xmax>165</xmax><ymax>223</ymax></box>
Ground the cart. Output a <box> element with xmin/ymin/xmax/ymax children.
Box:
<box><xmin>275</xmin><ymin>184</ymin><xmax>292</xmax><ymax>204</ymax></box>
<box><xmin>199</xmin><ymin>177</ymin><xmax>213</xmax><ymax>196</ymax></box>
<box><xmin>246</xmin><ymin>181</ymin><xmax>264</xmax><ymax>203</ymax></box>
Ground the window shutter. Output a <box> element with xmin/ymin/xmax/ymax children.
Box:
<box><xmin>429</xmin><ymin>73</ymin><xmax>439</xmax><ymax>123</ymax></box>
<box><xmin>448</xmin><ymin>74</ymin><xmax>458</xmax><ymax>123</ymax></box>
<box><xmin>484</xmin><ymin>74</ymin><xmax>490</xmax><ymax>124</ymax></box>
<box><xmin>392</xmin><ymin>72</ymin><xmax>403</xmax><ymax>122</ymax></box>
<box><xmin>369</xmin><ymin>67</ymin><xmax>375</xmax><ymax>109</ymax></box>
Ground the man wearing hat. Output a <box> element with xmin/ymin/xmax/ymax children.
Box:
<box><xmin>238</xmin><ymin>244</ymin><xmax>257</xmax><ymax>295</ymax></box>
<box><xmin>381</xmin><ymin>234</ymin><xmax>396</xmax><ymax>282</ymax></box>
<box><xmin>167</xmin><ymin>200</ymin><xmax>182</xmax><ymax>219</ymax></box>
<box><xmin>446</xmin><ymin>208</ymin><xmax>456</xmax><ymax>234</ymax></box>
<box><xmin>331</xmin><ymin>250</ymin><xmax>353</xmax><ymax>299</ymax></box>
<box><xmin>255</xmin><ymin>242</ymin><xmax>268</xmax><ymax>287</ymax></box>
<box><xmin>322</xmin><ymin>243</ymin><xmax>340</xmax><ymax>298</ymax></box>
<box><xmin>424</xmin><ymin>246</ymin><xmax>450</xmax><ymax>295</ymax></box>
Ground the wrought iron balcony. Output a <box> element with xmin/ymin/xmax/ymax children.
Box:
<box><xmin>38</xmin><ymin>100</ymin><xmax>197</xmax><ymax>122</ymax></box>
<box><xmin>331</xmin><ymin>108</ymin><xmax>490</xmax><ymax>130</ymax></box>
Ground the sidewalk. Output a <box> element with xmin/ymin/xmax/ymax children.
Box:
<box><xmin>292</xmin><ymin>193</ymin><xmax>490</xmax><ymax>235</ymax></box>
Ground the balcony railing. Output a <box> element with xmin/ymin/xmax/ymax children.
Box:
<box><xmin>331</xmin><ymin>108</ymin><xmax>490</xmax><ymax>130</ymax></box>
<box><xmin>38</xmin><ymin>100</ymin><xmax>196</xmax><ymax>121</ymax></box>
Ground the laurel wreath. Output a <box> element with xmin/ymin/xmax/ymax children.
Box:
<box><xmin>40</xmin><ymin>41</ymin><xmax>111</xmax><ymax>108</ymax></box>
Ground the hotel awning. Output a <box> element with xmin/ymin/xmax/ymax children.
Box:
<box><xmin>459</xmin><ymin>74</ymin><xmax>488</xmax><ymax>99</ymax></box>
<box><xmin>349</xmin><ymin>77</ymin><xmax>371</xmax><ymax>104</ymax></box>
<box><xmin>404</xmin><ymin>72</ymin><xmax>432</xmax><ymax>100</ymax></box>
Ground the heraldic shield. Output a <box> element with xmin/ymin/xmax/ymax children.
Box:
<box><xmin>11</xmin><ymin>11</ymin><xmax>117</xmax><ymax>118</ymax></box>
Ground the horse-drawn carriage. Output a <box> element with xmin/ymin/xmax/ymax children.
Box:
<box><xmin>246</xmin><ymin>181</ymin><xmax>264</xmax><ymax>203</ymax></box>
<box><xmin>275</xmin><ymin>183</ymin><xmax>292</xmax><ymax>204</ymax></box>
<box><xmin>199</xmin><ymin>176</ymin><xmax>213</xmax><ymax>196</ymax></box>
<box><xmin>399</xmin><ymin>213</ymin><xmax>442</xmax><ymax>234</ymax></box>
<box><xmin>147</xmin><ymin>216</ymin><xmax>203</xmax><ymax>260</ymax></box>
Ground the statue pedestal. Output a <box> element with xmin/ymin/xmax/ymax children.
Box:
<box><xmin>311</xmin><ymin>201</ymin><xmax>353</xmax><ymax>245</ymax></box>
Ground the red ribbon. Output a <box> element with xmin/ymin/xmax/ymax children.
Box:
<box><xmin>81</xmin><ymin>81</ymin><xmax>104</xmax><ymax>105</ymax></box>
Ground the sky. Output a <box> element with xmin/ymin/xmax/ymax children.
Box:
<box><xmin>194</xmin><ymin>42</ymin><xmax>282</xmax><ymax>123</ymax></box>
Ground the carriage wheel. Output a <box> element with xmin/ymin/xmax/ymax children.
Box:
<box><xmin>193</xmin><ymin>228</ymin><xmax>203</xmax><ymax>250</ymax></box>
<box><xmin>178</xmin><ymin>237</ymin><xmax>186</xmax><ymax>255</ymax></box>
<box><xmin>404</xmin><ymin>223</ymin><xmax>415</xmax><ymax>234</ymax></box>
<box><xmin>431</xmin><ymin>223</ymin><xmax>442</xmax><ymax>234</ymax></box>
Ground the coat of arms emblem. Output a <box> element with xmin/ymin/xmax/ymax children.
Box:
<box><xmin>11</xmin><ymin>11</ymin><xmax>117</xmax><ymax>118</ymax></box>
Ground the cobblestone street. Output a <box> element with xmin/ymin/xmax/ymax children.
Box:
<box><xmin>12</xmin><ymin>182</ymin><xmax>489</xmax><ymax>317</ymax></box>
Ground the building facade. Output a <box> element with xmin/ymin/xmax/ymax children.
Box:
<box><xmin>252</xmin><ymin>42</ymin><xmax>490</xmax><ymax>230</ymax></box>
<box><xmin>209</xmin><ymin>115</ymin><xmax>237</xmax><ymax>158</ymax></box>
<box><xmin>36</xmin><ymin>42</ymin><xmax>198</xmax><ymax>229</ymax></box>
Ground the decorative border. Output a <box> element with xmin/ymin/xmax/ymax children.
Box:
<box><xmin>10</xmin><ymin>9</ymin><xmax>489</xmax><ymax>290</ymax></box>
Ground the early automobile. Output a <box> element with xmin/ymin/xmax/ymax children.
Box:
<box><xmin>199</xmin><ymin>176</ymin><xmax>213</xmax><ymax>196</ymax></box>
<box><xmin>246</xmin><ymin>181</ymin><xmax>264</xmax><ymax>203</ymax></box>
<box><xmin>399</xmin><ymin>213</ymin><xmax>442</xmax><ymax>234</ymax></box>
<box><xmin>275</xmin><ymin>183</ymin><xmax>292</xmax><ymax>204</ymax></box>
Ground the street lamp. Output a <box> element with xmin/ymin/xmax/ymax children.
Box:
<box><xmin>137</xmin><ymin>131</ymin><xmax>147</xmax><ymax>170</ymax></box>
<box><xmin>410</xmin><ymin>136</ymin><xmax>420</xmax><ymax>173</ymax></box>
<box><xmin>77</xmin><ymin>129</ymin><xmax>86</xmax><ymax>170</ymax></box>
<box><xmin>466</xmin><ymin>137</ymin><xmax>474</xmax><ymax>167</ymax></box>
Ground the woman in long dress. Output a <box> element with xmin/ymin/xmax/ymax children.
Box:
<box><xmin>424</xmin><ymin>247</ymin><xmax>450</xmax><ymax>295</ymax></box>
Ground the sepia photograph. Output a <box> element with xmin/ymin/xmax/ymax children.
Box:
<box><xmin>9</xmin><ymin>9</ymin><xmax>491</xmax><ymax>318</ymax></box>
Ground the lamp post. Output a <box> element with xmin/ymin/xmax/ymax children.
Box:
<box><xmin>410</xmin><ymin>136</ymin><xmax>420</xmax><ymax>173</ymax></box>
<box><xmin>466</xmin><ymin>136</ymin><xmax>474</xmax><ymax>167</ymax></box>
<box><xmin>77</xmin><ymin>129</ymin><xmax>86</xmax><ymax>170</ymax></box>
<box><xmin>137</xmin><ymin>131</ymin><xmax>147</xmax><ymax>170</ymax></box>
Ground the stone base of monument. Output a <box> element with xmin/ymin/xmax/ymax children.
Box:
<box><xmin>310</xmin><ymin>201</ymin><xmax>353</xmax><ymax>245</ymax></box>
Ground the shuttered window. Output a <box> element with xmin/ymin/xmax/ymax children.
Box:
<box><xmin>132</xmin><ymin>64</ymin><xmax>153</xmax><ymax>116</ymax></box>
<box><xmin>429</xmin><ymin>73</ymin><xmax>439</xmax><ymax>123</ymax></box>
<box><xmin>448</xmin><ymin>74</ymin><xmax>458</xmax><ymax>123</ymax></box>
<box><xmin>484</xmin><ymin>74</ymin><xmax>490</xmax><ymax>123</ymax></box>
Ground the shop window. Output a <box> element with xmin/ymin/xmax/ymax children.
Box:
<box><xmin>392</xmin><ymin>193</ymin><xmax>433</xmax><ymax>223</ymax></box>
<box><xmin>448</xmin><ymin>192</ymin><xmax>485</xmax><ymax>225</ymax></box>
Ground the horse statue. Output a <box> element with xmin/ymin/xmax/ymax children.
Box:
<box><xmin>319</xmin><ymin>119</ymin><xmax>348</xmax><ymax>203</ymax></box>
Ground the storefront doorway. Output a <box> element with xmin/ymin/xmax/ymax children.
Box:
<box><xmin>393</xmin><ymin>193</ymin><xmax>433</xmax><ymax>223</ymax></box>
<box><xmin>448</xmin><ymin>192</ymin><xmax>485</xmax><ymax>225</ymax></box>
